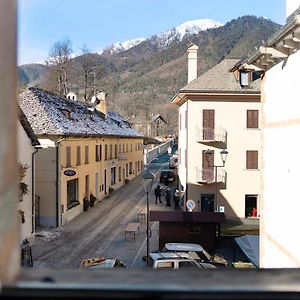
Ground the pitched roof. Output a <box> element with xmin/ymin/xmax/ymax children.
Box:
<box><xmin>18</xmin><ymin>87</ymin><xmax>144</xmax><ymax>138</ymax></box>
<box><xmin>180</xmin><ymin>58</ymin><xmax>260</xmax><ymax>93</ymax></box>
<box><xmin>19</xmin><ymin>107</ymin><xmax>40</xmax><ymax>146</ymax></box>
<box><xmin>151</xmin><ymin>114</ymin><xmax>167</xmax><ymax>123</ymax></box>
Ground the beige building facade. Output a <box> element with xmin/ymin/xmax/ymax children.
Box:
<box><xmin>172</xmin><ymin>46</ymin><xmax>261</xmax><ymax>219</ymax></box>
<box><xmin>19</xmin><ymin>88</ymin><xmax>144</xmax><ymax>227</ymax></box>
<box><xmin>246</xmin><ymin>0</ymin><xmax>300</xmax><ymax>267</ymax></box>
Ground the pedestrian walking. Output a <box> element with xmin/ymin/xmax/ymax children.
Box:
<box><xmin>174</xmin><ymin>190</ymin><xmax>180</xmax><ymax>210</ymax></box>
<box><xmin>165</xmin><ymin>187</ymin><xmax>171</xmax><ymax>207</ymax></box>
<box><xmin>154</xmin><ymin>185</ymin><xmax>162</xmax><ymax>204</ymax></box>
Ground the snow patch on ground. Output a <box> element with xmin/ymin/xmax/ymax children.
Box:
<box><xmin>35</xmin><ymin>230</ymin><xmax>62</xmax><ymax>241</ymax></box>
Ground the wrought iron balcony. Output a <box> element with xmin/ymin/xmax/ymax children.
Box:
<box><xmin>196</xmin><ymin>126</ymin><xmax>227</xmax><ymax>144</ymax></box>
<box><xmin>196</xmin><ymin>167</ymin><xmax>227</xmax><ymax>184</ymax></box>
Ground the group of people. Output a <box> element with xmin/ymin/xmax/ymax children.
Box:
<box><xmin>154</xmin><ymin>184</ymin><xmax>180</xmax><ymax>209</ymax></box>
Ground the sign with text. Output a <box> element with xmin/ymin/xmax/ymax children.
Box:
<box><xmin>186</xmin><ymin>199</ymin><xmax>196</xmax><ymax>212</ymax></box>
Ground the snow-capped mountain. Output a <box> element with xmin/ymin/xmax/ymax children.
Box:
<box><xmin>98</xmin><ymin>37</ymin><xmax>146</xmax><ymax>55</ymax></box>
<box><xmin>153</xmin><ymin>19</ymin><xmax>224</xmax><ymax>48</ymax></box>
<box><xmin>98</xmin><ymin>19</ymin><xmax>223</xmax><ymax>55</ymax></box>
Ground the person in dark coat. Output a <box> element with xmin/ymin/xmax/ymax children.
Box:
<box><xmin>174</xmin><ymin>190</ymin><xmax>180</xmax><ymax>210</ymax></box>
<box><xmin>154</xmin><ymin>185</ymin><xmax>162</xmax><ymax>204</ymax></box>
<box><xmin>165</xmin><ymin>187</ymin><xmax>171</xmax><ymax>207</ymax></box>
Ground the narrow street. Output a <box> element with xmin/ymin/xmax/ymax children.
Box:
<box><xmin>32</xmin><ymin>152</ymin><xmax>176</xmax><ymax>269</ymax></box>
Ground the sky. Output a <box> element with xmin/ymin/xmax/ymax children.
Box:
<box><xmin>18</xmin><ymin>0</ymin><xmax>286</xmax><ymax>65</ymax></box>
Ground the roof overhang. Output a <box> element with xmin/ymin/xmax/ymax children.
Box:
<box><xmin>171</xmin><ymin>91</ymin><xmax>260</xmax><ymax>106</ymax></box>
<box><xmin>245</xmin><ymin>15</ymin><xmax>300</xmax><ymax>71</ymax></box>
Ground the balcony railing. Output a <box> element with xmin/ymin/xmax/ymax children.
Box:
<box><xmin>196</xmin><ymin>127</ymin><xmax>227</xmax><ymax>144</ymax></box>
<box><xmin>118</xmin><ymin>153</ymin><xmax>128</xmax><ymax>160</ymax></box>
<box><xmin>196</xmin><ymin>167</ymin><xmax>227</xmax><ymax>184</ymax></box>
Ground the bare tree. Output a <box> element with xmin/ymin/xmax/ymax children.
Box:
<box><xmin>79</xmin><ymin>45</ymin><xmax>95</xmax><ymax>102</ymax></box>
<box><xmin>47</xmin><ymin>38</ymin><xmax>72</xmax><ymax>96</ymax></box>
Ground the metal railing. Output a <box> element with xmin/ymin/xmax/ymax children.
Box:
<box><xmin>196</xmin><ymin>167</ymin><xmax>227</xmax><ymax>184</ymax></box>
<box><xmin>196</xmin><ymin>127</ymin><xmax>227</xmax><ymax>144</ymax></box>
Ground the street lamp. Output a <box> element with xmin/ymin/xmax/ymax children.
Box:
<box><xmin>204</xmin><ymin>149</ymin><xmax>228</xmax><ymax>212</ymax></box>
<box><xmin>142</xmin><ymin>169</ymin><xmax>154</xmax><ymax>267</ymax></box>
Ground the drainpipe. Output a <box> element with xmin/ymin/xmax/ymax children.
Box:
<box><xmin>31</xmin><ymin>147</ymin><xmax>39</xmax><ymax>233</ymax></box>
<box><xmin>56</xmin><ymin>137</ymin><xmax>66</xmax><ymax>227</ymax></box>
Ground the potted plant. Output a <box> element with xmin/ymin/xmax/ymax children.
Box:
<box><xmin>90</xmin><ymin>193</ymin><xmax>96</xmax><ymax>207</ymax></box>
<box><xmin>108</xmin><ymin>187</ymin><xmax>114</xmax><ymax>196</ymax></box>
<box><xmin>83</xmin><ymin>197</ymin><xmax>90</xmax><ymax>211</ymax></box>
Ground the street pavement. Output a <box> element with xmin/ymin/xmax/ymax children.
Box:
<box><xmin>32</xmin><ymin>151</ymin><xmax>177</xmax><ymax>269</ymax></box>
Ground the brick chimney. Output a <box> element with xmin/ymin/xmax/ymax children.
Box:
<box><xmin>96</xmin><ymin>91</ymin><xmax>107</xmax><ymax>116</ymax></box>
<box><xmin>187</xmin><ymin>44</ymin><xmax>198</xmax><ymax>83</ymax></box>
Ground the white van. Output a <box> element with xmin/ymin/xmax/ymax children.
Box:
<box><xmin>149</xmin><ymin>252</ymin><xmax>216</xmax><ymax>269</ymax></box>
<box><xmin>163</xmin><ymin>243</ymin><xmax>228</xmax><ymax>268</ymax></box>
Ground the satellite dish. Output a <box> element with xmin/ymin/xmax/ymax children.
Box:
<box><xmin>91</xmin><ymin>95</ymin><xmax>97</xmax><ymax>104</ymax></box>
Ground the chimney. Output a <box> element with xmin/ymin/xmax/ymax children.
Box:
<box><xmin>96</xmin><ymin>91</ymin><xmax>107</xmax><ymax>116</ymax></box>
<box><xmin>187</xmin><ymin>44</ymin><xmax>198</xmax><ymax>83</ymax></box>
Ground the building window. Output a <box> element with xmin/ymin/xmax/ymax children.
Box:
<box><xmin>67</xmin><ymin>179</ymin><xmax>78</xmax><ymax>208</ymax></box>
<box><xmin>240</xmin><ymin>71</ymin><xmax>249</xmax><ymax>87</ymax></box>
<box><xmin>246</xmin><ymin>150</ymin><xmax>258</xmax><ymax>169</ymax></box>
<box><xmin>119</xmin><ymin>167</ymin><xmax>121</xmax><ymax>182</ymax></box>
<box><xmin>247</xmin><ymin>110</ymin><xmax>259</xmax><ymax>129</ymax></box>
<box><xmin>76</xmin><ymin>146</ymin><xmax>81</xmax><ymax>166</ymax></box>
<box><xmin>126</xmin><ymin>164</ymin><xmax>128</xmax><ymax>177</ymax></box>
<box><xmin>130</xmin><ymin>144</ymin><xmax>132</xmax><ymax>152</ymax></box>
<box><xmin>111</xmin><ymin>167</ymin><xmax>116</xmax><ymax>185</ymax></box>
<box><xmin>110</xmin><ymin>145</ymin><xmax>113</xmax><ymax>159</ymax></box>
<box><xmin>95</xmin><ymin>145</ymin><xmax>101</xmax><ymax>162</ymax></box>
<box><xmin>119</xmin><ymin>144</ymin><xmax>121</xmax><ymax>154</ymax></box>
<box><xmin>115</xmin><ymin>144</ymin><xmax>118</xmax><ymax>159</ymax></box>
<box><xmin>105</xmin><ymin>145</ymin><xmax>108</xmax><ymax>160</ymax></box>
<box><xmin>126</xmin><ymin>144</ymin><xmax>128</xmax><ymax>153</ymax></box>
<box><xmin>245</xmin><ymin>195</ymin><xmax>258</xmax><ymax>218</ymax></box>
<box><xmin>123</xmin><ymin>144</ymin><xmax>125</xmax><ymax>153</ymax></box>
<box><xmin>85</xmin><ymin>145</ymin><xmax>89</xmax><ymax>164</ymax></box>
<box><xmin>129</xmin><ymin>162</ymin><xmax>132</xmax><ymax>174</ymax></box>
<box><xmin>99</xmin><ymin>145</ymin><xmax>102</xmax><ymax>161</ymax></box>
<box><xmin>66</xmin><ymin>146</ymin><xmax>71</xmax><ymax>167</ymax></box>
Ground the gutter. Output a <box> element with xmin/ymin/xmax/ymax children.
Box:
<box><xmin>56</xmin><ymin>137</ymin><xmax>66</xmax><ymax>227</ymax></box>
<box><xmin>31</xmin><ymin>147</ymin><xmax>39</xmax><ymax>234</ymax></box>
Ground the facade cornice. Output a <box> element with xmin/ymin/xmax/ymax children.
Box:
<box><xmin>246</xmin><ymin>15</ymin><xmax>300</xmax><ymax>71</ymax></box>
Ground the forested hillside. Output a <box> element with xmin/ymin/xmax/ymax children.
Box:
<box><xmin>19</xmin><ymin>16</ymin><xmax>281</xmax><ymax>133</ymax></box>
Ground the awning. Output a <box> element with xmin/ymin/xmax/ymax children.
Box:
<box><xmin>235</xmin><ymin>235</ymin><xmax>259</xmax><ymax>268</ymax></box>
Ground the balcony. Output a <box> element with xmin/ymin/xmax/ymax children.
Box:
<box><xmin>196</xmin><ymin>127</ymin><xmax>227</xmax><ymax>144</ymax></box>
<box><xmin>118</xmin><ymin>153</ymin><xmax>128</xmax><ymax>160</ymax></box>
<box><xmin>196</xmin><ymin>167</ymin><xmax>227</xmax><ymax>184</ymax></box>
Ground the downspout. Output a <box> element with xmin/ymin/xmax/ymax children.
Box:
<box><xmin>56</xmin><ymin>137</ymin><xmax>66</xmax><ymax>227</ymax></box>
<box><xmin>185</xmin><ymin>101</ymin><xmax>189</xmax><ymax>212</ymax></box>
<box><xmin>31</xmin><ymin>147</ymin><xmax>39</xmax><ymax>233</ymax></box>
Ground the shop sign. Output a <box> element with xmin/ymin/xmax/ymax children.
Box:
<box><xmin>64</xmin><ymin>169</ymin><xmax>76</xmax><ymax>176</ymax></box>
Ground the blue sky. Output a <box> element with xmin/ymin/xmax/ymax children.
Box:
<box><xmin>18</xmin><ymin>0</ymin><xmax>286</xmax><ymax>65</ymax></box>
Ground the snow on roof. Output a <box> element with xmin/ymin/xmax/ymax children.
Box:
<box><xmin>18</xmin><ymin>87</ymin><xmax>144</xmax><ymax>138</ymax></box>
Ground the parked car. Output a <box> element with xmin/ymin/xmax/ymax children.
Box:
<box><xmin>80</xmin><ymin>257</ymin><xmax>126</xmax><ymax>269</ymax></box>
<box><xmin>163</xmin><ymin>243</ymin><xmax>228</xmax><ymax>268</ymax></box>
<box><xmin>159</xmin><ymin>169</ymin><xmax>175</xmax><ymax>184</ymax></box>
<box><xmin>149</xmin><ymin>251</ymin><xmax>216</xmax><ymax>269</ymax></box>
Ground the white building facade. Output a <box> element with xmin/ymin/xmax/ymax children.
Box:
<box><xmin>247</xmin><ymin>0</ymin><xmax>300</xmax><ymax>268</ymax></box>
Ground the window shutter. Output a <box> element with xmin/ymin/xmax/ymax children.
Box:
<box><xmin>247</xmin><ymin>110</ymin><xmax>259</xmax><ymax>128</ymax></box>
<box><xmin>246</xmin><ymin>151</ymin><xmax>258</xmax><ymax>169</ymax></box>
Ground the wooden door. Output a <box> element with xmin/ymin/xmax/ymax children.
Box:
<box><xmin>202</xmin><ymin>150</ymin><xmax>214</xmax><ymax>181</ymax></box>
<box><xmin>203</xmin><ymin>110</ymin><xmax>215</xmax><ymax>140</ymax></box>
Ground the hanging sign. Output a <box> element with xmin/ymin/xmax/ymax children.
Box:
<box><xmin>64</xmin><ymin>169</ymin><xmax>76</xmax><ymax>176</ymax></box>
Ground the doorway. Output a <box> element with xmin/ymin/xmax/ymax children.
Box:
<box><xmin>104</xmin><ymin>169</ymin><xmax>107</xmax><ymax>195</ymax></box>
<box><xmin>201</xmin><ymin>194</ymin><xmax>214</xmax><ymax>212</ymax></box>
<box><xmin>245</xmin><ymin>195</ymin><xmax>258</xmax><ymax>217</ymax></box>
<box><xmin>95</xmin><ymin>172</ymin><xmax>100</xmax><ymax>199</ymax></box>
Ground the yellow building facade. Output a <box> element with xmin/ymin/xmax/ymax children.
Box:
<box><xmin>19</xmin><ymin>87</ymin><xmax>144</xmax><ymax>227</ymax></box>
